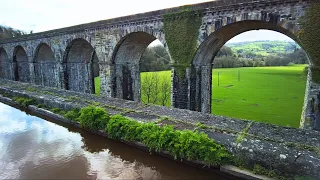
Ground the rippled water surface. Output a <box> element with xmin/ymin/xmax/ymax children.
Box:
<box><xmin>0</xmin><ymin>102</ymin><xmax>237</xmax><ymax>179</ymax></box>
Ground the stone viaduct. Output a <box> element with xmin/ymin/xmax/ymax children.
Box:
<box><xmin>0</xmin><ymin>0</ymin><xmax>318</xmax><ymax>129</ymax></box>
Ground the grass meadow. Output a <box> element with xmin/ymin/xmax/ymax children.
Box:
<box><xmin>95</xmin><ymin>65</ymin><xmax>307</xmax><ymax>128</ymax></box>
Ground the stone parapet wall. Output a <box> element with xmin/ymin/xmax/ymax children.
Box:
<box><xmin>0</xmin><ymin>79</ymin><xmax>318</xmax><ymax>179</ymax></box>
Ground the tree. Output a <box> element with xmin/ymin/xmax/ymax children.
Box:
<box><xmin>140</xmin><ymin>45</ymin><xmax>171</xmax><ymax>72</ymax></box>
<box><xmin>216</xmin><ymin>46</ymin><xmax>233</xmax><ymax>57</ymax></box>
<box><xmin>159</xmin><ymin>77</ymin><xmax>171</xmax><ymax>106</ymax></box>
<box><xmin>0</xmin><ymin>25</ymin><xmax>26</xmax><ymax>39</ymax></box>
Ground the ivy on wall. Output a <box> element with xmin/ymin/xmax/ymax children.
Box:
<box><xmin>298</xmin><ymin>2</ymin><xmax>320</xmax><ymax>82</ymax></box>
<box><xmin>163</xmin><ymin>6</ymin><xmax>203</xmax><ymax>77</ymax></box>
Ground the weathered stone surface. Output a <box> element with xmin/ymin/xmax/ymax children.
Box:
<box><xmin>0</xmin><ymin>79</ymin><xmax>318</xmax><ymax>178</ymax></box>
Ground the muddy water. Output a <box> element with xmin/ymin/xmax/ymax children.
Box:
<box><xmin>0</xmin><ymin>102</ymin><xmax>237</xmax><ymax>179</ymax></box>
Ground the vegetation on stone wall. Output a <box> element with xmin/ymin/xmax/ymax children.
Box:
<box><xmin>163</xmin><ymin>6</ymin><xmax>202</xmax><ymax>76</ymax></box>
<box><xmin>298</xmin><ymin>2</ymin><xmax>320</xmax><ymax>82</ymax></box>
<box><xmin>106</xmin><ymin>114</ymin><xmax>232</xmax><ymax>166</ymax></box>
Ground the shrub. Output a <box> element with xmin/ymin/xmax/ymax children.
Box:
<box><xmin>106</xmin><ymin>114</ymin><xmax>232</xmax><ymax>166</ymax></box>
<box><xmin>107</xmin><ymin>115</ymin><xmax>141</xmax><ymax>141</ymax></box>
<box><xmin>78</xmin><ymin>106</ymin><xmax>110</xmax><ymax>130</ymax></box>
<box><xmin>13</xmin><ymin>97</ymin><xmax>36</xmax><ymax>107</ymax></box>
<box><xmin>64</xmin><ymin>108</ymin><xmax>81</xmax><ymax>121</ymax></box>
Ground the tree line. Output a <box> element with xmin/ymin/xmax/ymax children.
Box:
<box><xmin>0</xmin><ymin>25</ymin><xmax>27</xmax><ymax>40</ymax></box>
<box><xmin>140</xmin><ymin>44</ymin><xmax>308</xmax><ymax>71</ymax></box>
<box><xmin>213</xmin><ymin>46</ymin><xmax>308</xmax><ymax>68</ymax></box>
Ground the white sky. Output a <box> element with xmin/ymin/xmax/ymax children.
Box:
<box><xmin>0</xmin><ymin>0</ymin><xmax>294</xmax><ymax>43</ymax></box>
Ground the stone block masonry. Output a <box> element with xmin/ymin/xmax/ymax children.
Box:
<box><xmin>0</xmin><ymin>79</ymin><xmax>318</xmax><ymax>179</ymax></box>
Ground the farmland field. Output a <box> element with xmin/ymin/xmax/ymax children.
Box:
<box><xmin>95</xmin><ymin>65</ymin><xmax>307</xmax><ymax>128</ymax></box>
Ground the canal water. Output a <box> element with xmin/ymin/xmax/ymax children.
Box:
<box><xmin>0</xmin><ymin>102</ymin><xmax>237</xmax><ymax>179</ymax></box>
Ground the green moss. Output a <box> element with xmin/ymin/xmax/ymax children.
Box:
<box><xmin>26</xmin><ymin>87</ymin><xmax>36</xmax><ymax>92</ymax></box>
<box><xmin>163</xmin><ymin>6</ymin><xmax>202</xmax><ymax>77</ymax></box>
<box><xmin>195</xmin><ymin>122</ymin><xmax>209</xmax><ymax>130</ymax></box>
<box><xmin>236</xmin><ymin>121</ymin><xmax>253</xmax><ymax>144</ymax></box>
<box><xmin>252</xmin><ymin>164</ymin><xmax>287</xmax><ymax>180</ymax></box>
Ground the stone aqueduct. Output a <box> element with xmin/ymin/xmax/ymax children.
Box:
<box><xmin>0</xmin><ymin>0</ymin><xmax>314</xmax><ymax>123</ymax></box>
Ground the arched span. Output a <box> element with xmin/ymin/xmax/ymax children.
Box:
<box><xmin>193</xmin><ymin>20</ymin><xmax>308</xmax><ymax>66</ymax></box>
<box><xmin>189</xmin><ymin>20</ymin><xmax>311</xmax><ymax>113</ymax></box>
<box><xmin>13</xmin><ymin>46</ymin><xmax>30</xmax><ymax>82</ymax></box>
<box><xmin>111</xmin><ymin>32</ymin><xmax>156</xmax><ymax>101</ymax></box>
<box><xmin>0</xmin><ymin>48</ymin><xmax>10</xmax><ymax>79</ymax></box>
<box><xmin>33</xmin><ymin>43</ymin><xmax>58</xmax><ymax>88</ymax></box>
<box><xmin>63</xmin><ymin>38</ymin><xmax>99</xmax><ymax>94</ymax></box>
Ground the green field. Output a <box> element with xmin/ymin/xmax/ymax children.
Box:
<box><xmin>95</xmin><ymin>65</ymin><xmax>307</xmax><ymax>128</ymax></box>
<box><xmin>210</xmin><ymin>65</ymin><xmax>307</xmax><ymax>128</ymax></box>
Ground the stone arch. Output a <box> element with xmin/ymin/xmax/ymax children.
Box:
<box><xmin>110</xmin><ymin>31</ymin><xmax>158</xmax><ymax>101</ymax></box>
<box><xmin>63</xmin><ymin>38</ymin><xmax>99</xmax><ymax>94</ymax></box>
<box><xmin>190</xmin><ymin>20</ymin><xmax>310</xmax><ymax>113</ymax></box>
<box><xmin>33</xmin><ymin>43</ymin><xmax>59</xmax><ymax>88</ymax></box>
<box><xmin>0</xmin><ymin>48</ymin><xmax>11</xmax><ymax>79</ymax></box>
<box><xmin>13</xmin><ymin>45</ymin><xmax>30</xmax><ymax>82</ymax></box>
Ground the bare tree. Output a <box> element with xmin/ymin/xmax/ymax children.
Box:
<box><xmin>160</xmin><ymin>77</ymin><xmax>171</xmax><ymax>106</ymax></box>
<box><xmin>141</xmin><ymin>73</ymin><xmax>154</xmax><ymax>103</ymax></box>
<box><xmin>151</xmin><ymin>73</ymin><xmax>160</xmax><ymax>104</ymax></box>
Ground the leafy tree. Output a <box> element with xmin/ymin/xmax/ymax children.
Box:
<box><xmin>140</xmin><ymin>45</ymin><xmax>171</xmax><ymax>72</ymax></box>
<box><xmin>216</xmin><ymin>46</ymin><xmax>233</xmax><ymax>57</ymax></box>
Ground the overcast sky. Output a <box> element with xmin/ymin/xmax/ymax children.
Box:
<box><xmin>0</xmin><ymin>0</ymin><xmax>294</xmax><ymax>43</ymax></box>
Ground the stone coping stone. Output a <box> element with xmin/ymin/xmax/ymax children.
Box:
<box><xmin>220</xmin><ymin>165</ymin><xmax>274</xmax><ymax>180</ymax></box>
<box><xmin>123</xmin><ymin>111</ymin><xmax>160</xmax><ymax>122</ymax></box>
<box><xmin>248</xmin><ymin>122</ymin><xmax>320</xmax><ymax>147</ymax></box>
<box><xmin>140</xmin><ymin>105</ymin><xmax>249</xmax><ymax>132</ymax></box>
<box><xmin>234</xmin><ymin>135</ymin><xmax>320</xmax><ymax>177</ymax></box>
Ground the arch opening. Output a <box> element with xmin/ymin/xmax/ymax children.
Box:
<box><xmin>13</xmin><ymin>46</ymin><xmax>30</xmax><ymax>82</ymax></box>
<box><xmin>190</xmin><ymin>20</ymin><xmax>310</xmax><ymax>127</ymax></box>
<box><xmin>111</xmin><ymin>32</ymin><xmax>158</xmax><ymax>101</ymax></box>
<box><xmin>0</xmin><ymin>48</ymin><xmax>10</xmax><ymax>79</ymax></box>
<box><xmin>140</xmin><ymin>40</ymin><xmax>172</xmax><ymax>106</ymax></box>
<box><xmin>34</xmin><ymin>43</ymin><xmax>58</xmax><ymax>88</ymax></box>
<box><xmin>63</xmin><ymin>38</ymin><xmax>100</xmax><ymax>94</ymax></box>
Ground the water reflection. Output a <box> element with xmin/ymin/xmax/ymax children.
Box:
<box><xmin>0</xmin><ymin>102</ymin><xmax>236</xmax><ymax>179</ymax></box>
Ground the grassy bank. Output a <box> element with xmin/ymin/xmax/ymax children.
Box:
<box><xmin>95</xmin><ymin>65</ymin><xmax>307</xmax><ymax>127</ymax></box>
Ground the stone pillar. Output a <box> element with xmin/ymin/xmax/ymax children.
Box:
<box><xmin>87</xmin><ymin>62</ymin><xmax>94</xmax><ymax>94</ymax></box>
<box><xmin>189</xmin><ymin>65</ymin><xmax>212</xmax><ymax>114</ymax></box>
<box><xmin>131</xmin><ymin>63</ymin><xmax>140</xmax><ymax>101</ymax></box>
<box><xmin>29</xmin><ymin>57</ymin><xmax>35</xmax><ymax>84</ymax></box>
<box><xmin>315</xmin><ymin>93</ymin><xmax>320</xmax><ymax>130</ymax></box>
<box><xmin>99</xmin><ymin>62</ymin><xmax>112</xmax><ymax>97</ymax></box>
<box><xmin>201</xmin><ymin>65</ymin><xmax>212</xmax><ymax>113</ymax></box>
<box><xmin>7</xmin><ymin>55</ymin><xmax>15</xmax><ymax>81</ymax></box>
<box><xmin>172</xmin><ymin>66</ymin><xmax>191</xmax><ymax>110</ymax></box>
<box><xmin>115</xmin><ymin>64</ymin><xmax>123</xmax><ymax>99</ymax></box>
<box><xmin>60</xmin><ymin>62</ymin><xmax>67</xmax><ymax>90</ymax></box>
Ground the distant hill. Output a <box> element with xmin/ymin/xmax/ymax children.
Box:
<box><xmin>226</xmin><ymin>40</ymin><xmax>300</xmax><ymax>57</ymax></box>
